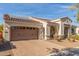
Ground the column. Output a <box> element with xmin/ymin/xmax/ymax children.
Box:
<box><xmin>44</xmin><ymin>24</ymin><xmax>47</xmax><ymax>40</ymax></box>
<box><xmin>68</xmin><ymin>25</ymin><xmax>72</xmax><ymax>37</ymax></box>
<box><xmin>58</xmin><ymin>22</ymin><xmax>64</xmax><ymax>37</ymax></box>
<box><xmin>47</xmin><ymin>26</ymin><xmax>50</xmax><ymax>39</ymax></box>
<box><xmin>43</xmin><ymin>23</ymin><xmax>50</xmax><ymax>40</ymax></box>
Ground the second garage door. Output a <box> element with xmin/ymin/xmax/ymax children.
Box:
<box><xmin>10</xmin><ymin>26</ymin><xmax>39</xmax><ymax>41</ymax></box>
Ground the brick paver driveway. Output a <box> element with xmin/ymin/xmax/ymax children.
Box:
<box><xmin>11</xmin><ymin>40</ymin><xmax>65</xmax><ymax>56</ymax></box>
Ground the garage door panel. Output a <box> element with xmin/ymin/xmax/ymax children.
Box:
<box><xmin>11</xmin><ymin>27</ymin><xmax>38</xmax><ymax>41</ymax></box>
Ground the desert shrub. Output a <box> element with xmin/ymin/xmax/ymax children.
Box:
<box><xmin>75</xmin><ymin>35</ymin><xmax>79</xmax><ymax>40</ymax></box>
<box><xmin>0</xmin><ymin>24</ymin><xmax>3</xmax><ymax>32</ymax></box>
<box><xmin>68</xmin><ymin>35</ymin><xmax>79</xmax><ymax>42</ymax></box>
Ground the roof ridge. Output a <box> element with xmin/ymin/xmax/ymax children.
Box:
<box><xmin>31</xmin><ymin>16</ymin><xmax>51</xmax><ymax>22</ymax></box>
<box><xmin>4</xmin><ymin>14</ymin><xmax>33</xmax><ymax>20</ymax></box>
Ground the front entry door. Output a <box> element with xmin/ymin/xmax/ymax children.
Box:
<box><xmin>64</xmin><ymin>27</ymin><xmax>68</xmax><ymax>38</ymax></box>
<box><xmin>50</xmin><ymin>26</ymin><xmax>55</xmax><ymax>38</ymax></box>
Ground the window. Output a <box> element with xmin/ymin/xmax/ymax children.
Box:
<box><xmin>33</xmin><ymin>28</ymin><xmax>35</xmax><ymax>30</ymax></box>
<box><xmin>12</xmin><ymin>26</ymin><xmax>17</xmax><ymax>29</ymax></box>
<box><xmin>27</xmin><ymin>27</ymin><xmax>29</xmax><ymax>29</ymax></box>
<box><xmin>23</xmin><ymin>27</ymin><xmax>25</xmax><ymax>29</ymax></box>
<box><xmin>26</xmin><ymin>27</ymin><xmax>33</xmax><ymax>30</ymax></box>
<box><xmin>29</xmin><ymin>27</ymin><xmax>32</xmax><ymax>30</ymax></box>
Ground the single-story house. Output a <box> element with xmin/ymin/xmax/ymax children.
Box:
<box><xmin>3</xmin><ymin>14</ymin><xmax>77</xmax><ymax>41</ymax></box>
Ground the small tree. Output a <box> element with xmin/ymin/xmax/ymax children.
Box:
<box><xmin>69</xmin><ymin>3</ymin><xmax>79</xmax><ymax>22</ymax></box>
<box><xmin>77</xmin><ymin>10</ymin><xmax>79</xmax><ymax>22</ymax></box>
<box><xmin>0</xmin><ymin>24</ymin><xmax>3</xmax><ymax>32</ymax></box>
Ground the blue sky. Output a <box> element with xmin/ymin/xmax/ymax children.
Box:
<box><xmin>0</xmin><ymin>3</ymin><xmax>79</xmax><ymax>25</ymax></box>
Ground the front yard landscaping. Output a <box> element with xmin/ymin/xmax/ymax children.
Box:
<box><xmin>0</xmin><ymin>39</ymin><xmax>79</xmax><ymax>56</ymax></box>
<box><xmin>49</xmin><ymin>48</ymin><xmax>79</xmax><ymax>56</ymax></box>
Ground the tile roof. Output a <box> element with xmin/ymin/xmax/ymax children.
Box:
<box><xmin>4</xmin><ymin>14</ymin><xmax>51</xmax><ymax>22</ymax></box>
<box><xmin>31</xmin><ymin>16</ymin><xmax>50</xmax><ymax>22</ymax></box>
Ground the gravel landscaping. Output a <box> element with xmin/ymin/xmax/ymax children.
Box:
<box><xmin>49</xmin><ymin>48</ymin><xmax>79</xmax><ymax>56</ymax></box>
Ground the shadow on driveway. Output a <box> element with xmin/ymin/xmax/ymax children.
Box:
<box><xmin>0</xmin><ymin>41</ymin><xmax>16</xmax><ymax>56</ymax></box>
<box><xmin>0</xmin><ymin>41</ymin><xmax>16</xmax><ymax>51</ymax></box>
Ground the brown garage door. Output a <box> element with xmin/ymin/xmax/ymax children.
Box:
<box><xmin>10</xmin><ymin>26</ymin><xmax>39</xmax><ymax>41</ymax></box>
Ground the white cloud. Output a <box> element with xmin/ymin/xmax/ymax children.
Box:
<box><xmin>60</xmin><ymin>5</ymin><xmax>69</xmax><ymax>9</ymax></box>
<box><xmin>0</xmin><ymin>7</ymin><xmax>3</xmax><ymax>10</ymax></box>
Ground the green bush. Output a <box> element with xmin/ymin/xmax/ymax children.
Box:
<box><xmin>0</xmin><ymin>25</ymin><xmax>3</xmax><ymax>32</ymax></box>
<box><xmin>75</xmin><ymin>35</ymin><xmax>79</xmax><ymax>40</ymax></box>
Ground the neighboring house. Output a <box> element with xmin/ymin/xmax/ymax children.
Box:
<box><xmin>3</xmin><ymin>14</ymin><xmax>76</xmax><ymax>41</ymax></box>
<box><xmin>76</xmin><ymin>27</ymin><xmax>79</xmax><ymax>35</ymax></box>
